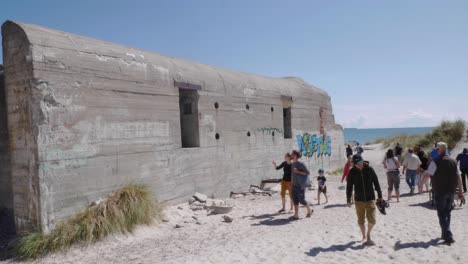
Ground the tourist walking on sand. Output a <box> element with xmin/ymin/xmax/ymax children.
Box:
<box><xmin>290</xmin><ymin>150</ymin><xmax>313</xmax><ymax>220</ymax></box>
<box><xmin>402</xmin><ymin>148</ymin><xmax>422</xmax><ymax>195</ymax></box>
<box><xmin>347</xmin><ymin>154</ymin><xmax>383</xmax><ymax>245</ymax></box>
<box><xmin>346</xmin><ymin>145</ymin><xmax>353</xmax><ymax>157</ymax></box>
<box><xmin>394</xmin><ymin>143</ymin><xmax>403</xmax><ymax>162</ymax></box>
<box><xmin>416</xmin><ymin>150</ymin><xmax>430</xmax><ymax>192</ymax></box>
<box><xmin>273</xmin><ymin>153</ymin><xmax>293</xmax><ymax>212</ymax></box>
<box><xmin>317</xmin><ymin>169</ymin><xmax>328</xmax><ymax>205</ymax></box>
<box><xmin>341</xmin><ymin>156</ymin><xmax>353</xmax><ymax>183</ymax></box>
<box><xmin>383</xmin><ymin>149</ymin><xmax>400</xmax><ymax>202</ymax></box>
<box><xmin>355</xmin><ymin>143</ymin><xmax>364</xmax><ymax>155</ymax></box>
<box><xmin>419</xmin><ymin>142</ymin><xmax>464</xmax><ymax>244</ymax></box>
<box><xmin>456</xmin><ymin>148</ymin><xmax>468</xmax><ymax>193</ymax></box>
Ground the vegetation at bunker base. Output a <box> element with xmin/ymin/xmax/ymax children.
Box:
<box><xmin>16</xmin><ymin>184</ymin><xmax>162</xmax><ymax>259</ymax></box>
<box><xmin>328</xmin><ymin>168</ymin><xmax>344</xmax><ymax>176</ymax></box>
<box><xmin>369</xmin><ymin>120</ymin><xmax>466</xmax><ymax>151</ymax></box>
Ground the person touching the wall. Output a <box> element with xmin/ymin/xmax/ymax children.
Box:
<box><xmin>273</xmin><ymin>153</ymin><xmax>293</xmax><ymax>213</ymax></box>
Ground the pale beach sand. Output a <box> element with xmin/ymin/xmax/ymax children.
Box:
<box><xmin>3</xmin><ymin>143</ymin><xmax>468</xmax><ymax>264</ymax></box>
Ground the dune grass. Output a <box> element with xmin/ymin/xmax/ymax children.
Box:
<box><xmin>328</xmin><ymin>168</ymin><xmax>344</xmax><ymax>176</ymax></box>
<box><xmin>370</xmin><ymin>120</ymin><xmax>465</xmax><ymax>151</ymax></box>
<box><xmin>16</xmin><ymin>184</ymin><xmax>162</xmax><ymax>259</ymax></box>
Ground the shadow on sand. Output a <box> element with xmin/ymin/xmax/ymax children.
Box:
<box><xmin>323</xmin><ymin>204</ymin><xmax>348</xmax><ymax>209</ymax></box>
<box><xmin>408</xmin><ymin>201</ymin><xmax>435</xmax><ymax>210</ymax></box>
<box><xmin>400</xmin><ymin>192</ymin><xmax>425</xmax><ymax>198</ymax></box>
<box><xmin>305</xmin><ymin>241</ymin><xmax>366</xmax><ymax>257</ymax></box>
<box><xmin>393</xmin><ymin>239</ymin><xmax>443</xmax><ymax>250</ymax></box>
<box><xmin>251</xmin><ymin>218</ymin><xmax>291</xmax><ymax>226</ymax></box>
<box><xmin>249</xmin><ymin>213</ymin><xmax>292</xmax><ymax>226</ymax></box>
<box><xmin>248</xmin><ymin>213</ymin><xmax>281</xmax><ymax>220</ymax></box>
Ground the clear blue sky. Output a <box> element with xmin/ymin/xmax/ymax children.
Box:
<box><xmin>1</xmin><ymin>0</ymin><xmax>467</xmax><ymax>128</ymax></box>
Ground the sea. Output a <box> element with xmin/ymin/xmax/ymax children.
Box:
<box><xmin>344</xmin><ymin>127</ymin><xmax>434</xmax><ymax>144</ymax></box>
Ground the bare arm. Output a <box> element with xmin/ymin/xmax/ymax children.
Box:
<box><xmin>293</xmin><ymin>168</ymin><xmax>308</xmax><ymax>176</ymax></box>
<box><xmin>383</xmin><ymin>160</ymin><xmax>388</xmax><ymax>169</ymax></box>
<box><xmin>458</xmin><ymin>173</ymin><xmax>464</xmax><ymax>199</ymax></box>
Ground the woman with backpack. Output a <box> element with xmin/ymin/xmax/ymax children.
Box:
<box><xmin>382</xmin><ymin>149</ymin><xmax>401</xmax><ymax>202</ymax></box>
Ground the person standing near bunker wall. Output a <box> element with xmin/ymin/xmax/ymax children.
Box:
<box><xmin>290</xmin><ymin>150</ymin><xmax>313</xmax><ymax>220</ymax></box>
<box><xmin>273</xmin><ymin>153</ymin><xmax>293</xmax><ymax>213</ymax></box>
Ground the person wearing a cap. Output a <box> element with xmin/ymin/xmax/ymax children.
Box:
<box><xmin>346</xmin><ymin>154</ymin><xmax>383</xmax><ymax>245</ymax></box>
<box><xmin>419</xmin><ymin>142</ymin><xmax>464</xmax><ymax>244</ymax></box>
<box><xmin>456</xmin><ymin>148</ymin><xmax>468</xmax><ymax>193</ymax></box>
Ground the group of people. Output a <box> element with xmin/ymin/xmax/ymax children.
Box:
<box><xmin>347</xmin><ymin>142</ymin><xmax>466</xmax><ymax>245</ymax></box>
<box><xmin>272</xmin><ymin>141</ymin><xmax>468</xmax><ymax>246</ymax></box>
<box><xmin>272</xmin><ymin>151</ymin><xmax>328</xmax><ymax>220</ymax></box>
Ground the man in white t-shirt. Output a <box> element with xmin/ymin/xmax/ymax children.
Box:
<box><xmin>403</xmin><ymin>148</ymin><xmax>422</xmax><ymax>195</ymax></box>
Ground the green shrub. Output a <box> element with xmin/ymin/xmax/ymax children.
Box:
<box><xmin>16</xmin><ymin>184</ymin><xmax>162</xmax><ymax>259</ymax></box>
<box><xmin>369</xmin><ymin>120</ymin><xmax>465</xmax><ymax>151</ymax></box>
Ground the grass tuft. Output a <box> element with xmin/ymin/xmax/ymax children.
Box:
<box><xmin>16</xmin><ymin>184</ymin><xmax>162</xmax><ymax>259</ymax></box>
<box><xmin>328</xmin><ymin>168</ymin><xmax>344</xmax><ymax>176</ymax></box>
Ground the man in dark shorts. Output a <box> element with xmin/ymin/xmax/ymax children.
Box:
<box><xmin>290</xmin><ymin>150</ymin><xmax>313</xmax><ymax>220</ymax></box>
<box><xmin>347</xmin><ymin>154</ymin><xmax>383</xmax><ymax>245</ymax></box>
<box><xmin>420</xmin><ymin>142</ymin><xmax>464</xmax><ymax>244</ymax></box>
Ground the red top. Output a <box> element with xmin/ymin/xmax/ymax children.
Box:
<box><xmin>341</xmin><ymin>162</ymin><xmax>351</xmax><ymax>182</ymax></box>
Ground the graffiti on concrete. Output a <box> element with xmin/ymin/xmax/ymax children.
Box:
<box><xmin>257</xmin><ymin>127</ymin><xmax>283</xmax><ymax>136</ymax></box>
<box><xmin>296</xmin><ymin>133</ymin><xmax>332</xmax><ymax>157</ymax></box>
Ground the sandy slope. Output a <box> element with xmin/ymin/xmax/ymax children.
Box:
<box><xmin>4</xmin><ymin>143</ymin><xmax>468</xmax><ymax>264</ymax></box>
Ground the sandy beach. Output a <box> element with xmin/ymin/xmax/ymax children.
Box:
<box><xmin>3</xmin><ymin>142</ymin><xmax>468</xmax><ymax>264</ymax></box>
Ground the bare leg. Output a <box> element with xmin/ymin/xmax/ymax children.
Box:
<box><xmin>387</xmin><ymin>190</ymin><xmax>392</xmax><ymax>201</ymax></box>
<box><xmin>359</xmin><ymin>224</ymin><xmax>366</xmax><ymax>241</ymax></box>
<box><xmin>317</xmin><ymin>192</ymin><xmax>320</xmax><ymax>205</ymax></box>
<box><xmin>293</xmin><ymin>204</ymin><xmax>299</xmax><ymax>218</ymax></box>
<box><xmin>306</xmin><ymin>204</ymin><xmax>312</xmax><ymax>216</ymax></box>
<box><xmin>281</xmin><ymin>196</ymin><xmax>286</xmax><ymax>210</ymax></box>
<box><xmin>367</xmin><ymin>223</ymin><xmax>375</xmax><ymax>243</ymax></box>
<box><xmin>325</xmin><ymin>194</ymin><xmax>328</xmax><ymax>204</ymax></box>
<box><xmin>288</xmin><ymin>185</ymin><xmax>294</xmax><ymax>211</ymax></box>
<box><xmin>396</xmin><ymin>190</ymin><xmax>400</xmax><ymax>202</ymax></box>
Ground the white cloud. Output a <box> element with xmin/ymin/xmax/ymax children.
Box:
<box><xmin>334</xmin><ymin>103</ymin><xmax>462</xmax><ymax>128</ymax></box>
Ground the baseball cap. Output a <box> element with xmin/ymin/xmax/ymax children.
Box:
<box><xmin>352</xmin><ymin>154</ymin><xmax>363</xmax><ymax>164</ymax></box>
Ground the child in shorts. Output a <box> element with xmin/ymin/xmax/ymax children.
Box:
<box><xmin>317</xmin><ymin>169</ymin><xmax>328</xmax><ymax>205</ymax></box>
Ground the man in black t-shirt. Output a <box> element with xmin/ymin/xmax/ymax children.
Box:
<box><xmin>394</xmin><ymin>143</ymin><xmax>403</xmax><ymax>162</ymax></box>
<box><xmin>346</xmin><ymin>145</ymin><xmax>353</xmax><ymax>157</ymax></box>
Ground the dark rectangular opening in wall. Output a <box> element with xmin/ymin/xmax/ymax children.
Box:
<box><xmin>283</xmin><ymin>107</ymin><xmax>292</xmax><ymax>139</ymax></box>
<box><xmin>179</xmin><ymin>89</ymin><xmax>200</xmax><ymax>148</ymax></box>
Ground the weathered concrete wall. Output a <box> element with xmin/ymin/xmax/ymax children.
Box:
<box><xmin>0</xmin><ymin>64</ymin><xmax>13</xmax><ymax>212</ymax></box>
<box><xmin>2</xmin><ymin>22</ymin><xmax>41</xmax><ymax>231</ymax></box>
<box><xmin>2</xmin><ymin>21</ymin><xmax>345</xmax><ymax>233</ymax></box>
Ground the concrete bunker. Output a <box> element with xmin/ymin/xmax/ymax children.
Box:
<box><xmin>1</xmin><ymin>21</ymin><xmax>344</xmax><ymax>233</ymax></box>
